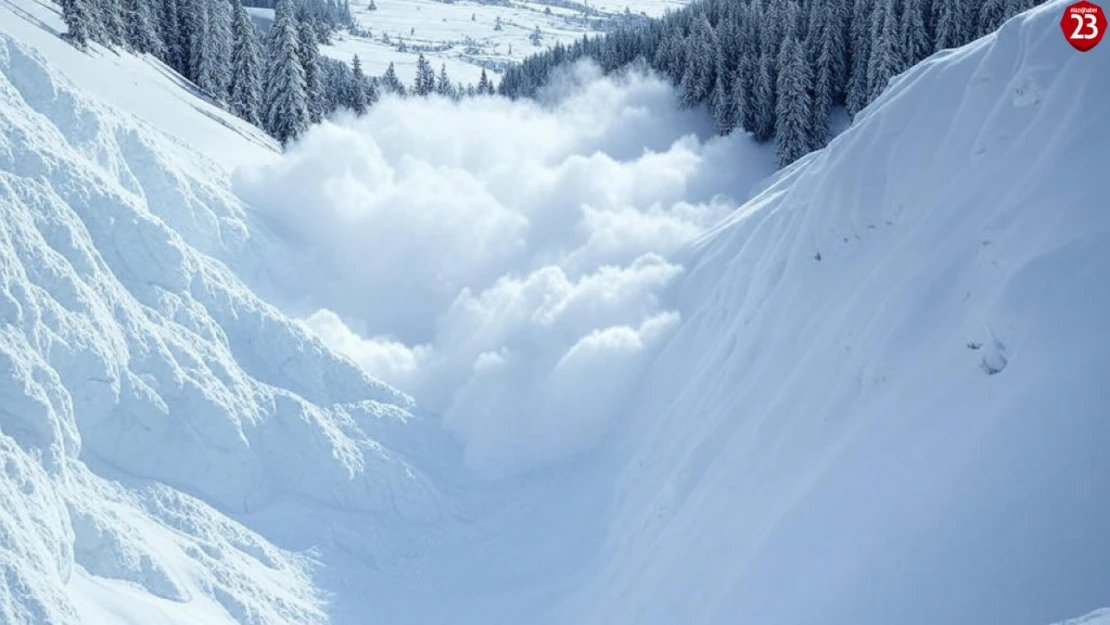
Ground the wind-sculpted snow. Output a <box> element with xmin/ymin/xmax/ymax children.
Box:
<box><xmin>0</xmin><ymin>31</ymin><xmax>450</xmax><ymax>624</ymax></box>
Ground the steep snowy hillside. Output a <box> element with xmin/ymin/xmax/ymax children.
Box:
<box><xmin>552</xmin><ymin>3</ymin><xmax>1110</xmax><ymax>625</ymax></box>
<box><xmin>0</xmin><ymin>7</ymin><xmax>458</xmax><ymax>625</ymax></box>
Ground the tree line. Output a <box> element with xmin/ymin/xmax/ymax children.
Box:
<box><xmin>57</xmin><ymin>0</ymin><xmax>500</xmax><ymax>146</ymax></box>
<box><xmin>498</xmin><ymin>0</ymin><xmax>1045</xmax><ymax>166</ymax></box>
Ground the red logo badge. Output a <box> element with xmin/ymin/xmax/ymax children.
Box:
<box><xmin>1061</xmin><ymin>0</ymin><xmax>1106</xmax><ymax>52</ymax></box>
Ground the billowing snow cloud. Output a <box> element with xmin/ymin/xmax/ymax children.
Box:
<box><xmin>233</xmin><ymin>60</ymin><xmax>773</xmax><ymax>479</ymax></box>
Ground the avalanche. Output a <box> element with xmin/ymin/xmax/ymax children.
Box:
<box><xmin>0</xmin><ymin>0</ymin><xmax>1108</xmax><ymax>624</ymax></box>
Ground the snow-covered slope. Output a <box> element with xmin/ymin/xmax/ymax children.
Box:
<box><xmin>0</xmin><ymin>6</ymin><xmax>456</xmax><ymax>624</ymax></box>
<box><xmin>552</xmin><ymin>4</ymin><xmax>1110</xmax><ymax>625</ymax></box>
<box><xmin>323</xmin><ymin>0</ymin><xmax>692</xmax><ymax>85</ymax></box>
<box><xmin>0</xmin><ymin>0</ymin><xmax>1108</xmax><ymax>623</ymax></box>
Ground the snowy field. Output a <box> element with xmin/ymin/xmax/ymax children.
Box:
<box><xmin>319</xmin><ymin>0</ymin><xmax>692</xmax><ymax>86</ymax></box>
<box><xmin>1</xmin><ymin>0</ymin><xmax>1109</xmax><ymax>624</ymax></box>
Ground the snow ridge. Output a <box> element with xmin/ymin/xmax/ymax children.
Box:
<box><xmin>0</xmin><ymin>30</ymin><xmax>453</xmax><ymax>624</ymax></box>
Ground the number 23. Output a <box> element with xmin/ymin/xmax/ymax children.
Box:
<box><xmin>1071</xmin><ymin>13</ymin><xmax>1100</xmax><ymax>38</ymax></box>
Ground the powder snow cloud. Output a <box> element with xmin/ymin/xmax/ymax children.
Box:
<box><xmin>232</xmin><ymin>60</ymin><xmax>774</xmax><ymax>480</ymax></box>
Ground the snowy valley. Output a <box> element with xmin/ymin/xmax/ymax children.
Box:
<box><xmin>1</xmin><ymin>0</ymin><xmax>1109</xmax><ymax>624</ymax></box>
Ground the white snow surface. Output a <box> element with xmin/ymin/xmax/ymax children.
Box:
<box><xmin>1</xmin><ymin>0</ymin><xmax>1109</xmax><ymax>624</ymax></box>
<box><xmin>324</xmin><ymin>0</ymin><xmax>692</xmax><ymax>86</ymax></box>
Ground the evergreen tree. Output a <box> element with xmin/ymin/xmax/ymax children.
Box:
<box><xmin>867</xmin><ymin>0</ymin><xmax>902</xmax><ymax>102</ymax></box>
<box><xmin>380</xmin><ymin>62</ymin><xmax>406</xmax><ymax>95</ymax></box>
<box><xmin>181</xmin><ymin>0</ymin><xmax>207</xmax><ymax>82</ymax></box>
<box><xmin>679</xmin><ymin>15</ymin><xmax>717</xmax><ymax>108</ymax></box>
<box><xmin>349</xmin><ymin>54</ymin><xmax>368</xmax><ymax>114</ymax></box>
<box><xmin>753</xmin><ymin>51</ymin><xmax>776</xmax><ymax>142</ymax></box>
<box><xmin>298</xmin><ymin>20</ymin><xmax>324</xmax><ymax>122</ymax></box>
<box><xmin>709</xmin><ymin>73</ymin><xmax>737</xmax><ymax>134</ymax></box>
<box><xmin>229</xmin><ymin>0</ymin><xmax>263</xmax><ymax>124</ymax></box>
<box><xmin>123</xmin><ymin>0</ymin><xmax>163</xmax><ymax>55</ymax></box>
<box><xmin>652</xmin><ymin>30</ymin><xmax>686</xmax><ymax>84</ymax></box>
<box><xmin>978</xmin><ymin>0</ymin><xmax>1009</xmax><ymax>35</ymax></box>
<box><xmin>263</xmin><ymin>0</ymin><xmax>310</xmax><ymax>145</ymax></box>
<box><xmin>737</xmin><ymin>3</ymin><xmax>761</xmax><ymax>132</ymax></box>
<box><xmin>901</xmin><ymin>0</ymin><xmax>932</xmax><ymax>65</ymax></box>
<box><xmin>62</xmin><ymin>0</ymin><xmax>95</xmax><ymax>49</ymax></box>
<box><xmin>413</xmin><ymin>53</ymin><xmax>436</xmax><ymax>96</ymax></box>
<box><xmin>159</xmin><ymin>0</ymin><xmax>185</xmax><ymax>72</ymax></box>
<box><xmin>207</xmin><ymin>0</ymin><xmax>234</xmax><ymax>100</ymax></box>
<box><xmin>195</xmin><ymin>0</ymin><xmax>223</xmax><ymax>97</ymax></box>
<box><xmin>932</xmin><ymin>0</ymin><xmax>965</xmax><ymax>50</ymax></box>
<box><xmin>99</xmin><ymin>0</ymin><xmax>127</xmax><ymax>47</ymax></box>
<box><xmin>736</xmin><ymin>53</ymin><xmax>757</xmax><ymax>133</ymax></box>
<box><xmin>810</xmin><ymin>0</ymin><xmax>847</xmax><ymax>142</ymax></box>
<box><xmin>846</xmin><ymin>0</ymin><xmax>873</xmax><ymax>116</ymax></box>
<box><xmin>775</xmin><ymin>34</ymin><xmax>813</xmax><ymax>167</ymax></box>
<box><xmin>436</xmin><ymin>63</ymin><xmax>454</xmax><ymax>97</ymax></box>
<box><xmin>477</xmin><ymin>68</ymin><xmax>493</xmax><ymax>95</ymax></box>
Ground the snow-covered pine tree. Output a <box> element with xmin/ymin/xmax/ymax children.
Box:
<box><xmin>413</xmin><ymin>53</ymin><xmax>435</xmax><ymax>96</ymax></box>
<box><xmin>760</xmin><ymin>0</ymin><xmax>785</xmax><ymax>58</ymax></box>
<box><xmin>709</xmin><ymin>72</ymin><xmax>737</xmax><ymax>134</ymax></box>
<box><xmin>381</xmin><ymin>62</ymin><xmax>406</xmax><ymax>95</ymax></box>
<box><xmin>932</xmin><ymin>0</ymin><xmax>965</xmax><ymax>50</ymax></box>
<box><xmin>207</xmin><ymin>0</ymin><xmax>234</xmax><ymax>101</ymax></box>
<box><xmin>735</xmin><ymin>53</ymin><xmax>756</xmax><ymax>133</ymax></box>
<box><xmin>122</xmin><ymin>0</ymin><xmax>162</xmax><ymax>55</ymax></box>
<box><xmin>753</xmin><ymin>51</ymin><xmax>776</xmax><ymax>142</ymax></box>
<box><xmin>867</xmin><ymin>0</ymin><xmax>903</xmax><ymax>103</ymax></box>
<box><xmin>158</xmin><ymin>0</ymin><xmax>185</xmax><ymax>73</ymax></box>
<box><xmin>98</xmin><ymin>0</ymin><xmax>127</xmax><ymax>47</ymax></box>
<box><xmin>712</xmin><ymin>17</ymin><xmax>740</xmax><ymax>125</ymax></box>
<box><xmin>263</xmin><ymin>0</ymin><xmax>310</xmax><ymax>145</ymax></box>
<box><xmin>811</xmin><ymin>0</ymin><xmax>848</xmax><ymax>102</ymax></box>
<box><xmin>737</xmin><ymin>2</ymin><xmax>761</xmax><ymax>132</ymax></box>
<box><xmin>901</xmin><ymin>0</ymin><xmax>932</xmax><ymax>65</ymax></box>
<box><xmin>977</xmin><ymin>0</ymin><xmax>1009</xmax><ymax>35</ymax></box>
<box><xmin>652</xmin><ymin>30</ymin><xmax>686</xmax><ymax>85</ymax></box>
<box><xmin>195</xmin><ymin>0</ymin><xmax>224</xmax><ymax>98</ymax></box>
<box><xmin>179</xmin><ymin>0</ymin><xmax>207</xmax><ymax>82</ymax></box>
<box><xmin>477</xmin><ymin>68</ymin><xmax>493</xmax><ymax>95</ymax></box>
<box><xmin>775</xmin><ymin>33</ymin><xmax>813</xmax><ymax>167</ymax></box>
<box><xmin>62</xmin><ymin>0</ymin><xmax>95</xmax><ymax>49</ymax></box>
<box><xmin>349</xmin><ymin>54</ymin><xmax>368</xmax><ymax>114</ymax></box>
<box><xmin>810</xmin><ymin>0</ymin><xmax>844</xmax><ymax>146</ymax></box>
<box><xmin>436</xmin><ymin>63</ymin><xmax>454</xmax><ymax>97</ymax></box>
<box><xmin>297</xmin><ymin>20</ymin><xmax>324</xmax><ymax>122</ymax></box>
<box><xmin>679</xmin><ymin>15</ymin><xmax>717</xmax><ymax>108</ymax></box>
<box><xmin>781</xmin><ymin>1</ymin><xmax>802</xmax><ymax>42</ymax></box>
<box><xmin>846</xmin><ymin>0</ymin><xmax>873</xmax><ymax>116</ymax></box>
<box><xmin>229</xmin><ymin>0</ymin><xmax>263</xmax><ymax>124</ymax></box>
